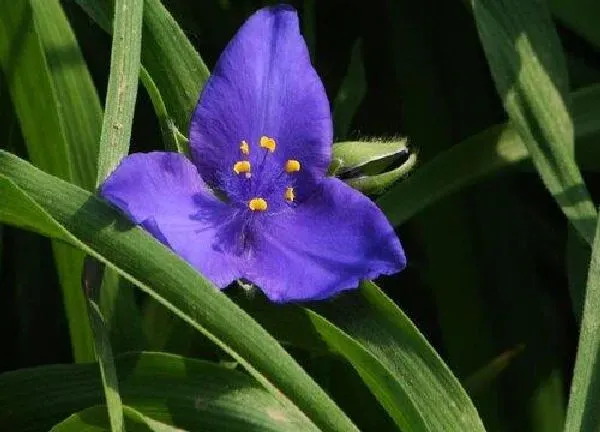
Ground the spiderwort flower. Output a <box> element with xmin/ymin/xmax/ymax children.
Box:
<box><xmin>100</xmin><ymin>5</ymin><xmax>406</xmax><ymax>302</ymax></box>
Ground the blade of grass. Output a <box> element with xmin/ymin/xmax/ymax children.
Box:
<box><xmin>95</xmin><ymin>0</ymin><xmax>143</xmax><ymax>185</ymax></box>
<box><xmin>469</xmin><ymin>0</ymin><xmax>597</xmax><ymax>244</ymax></box>
<box><xmin>86</xmin><ymin>297</ymin><xmax>125</xmax><ymax>432</ymax></box>
<box><xmin>565</xmin><ymin>209</ymin><xmax>600</xmax><ymax>430</ymax></box>
<box><xmin>0</xmin><ymin>150</ymin><xmax>357</xmax><ymax>432</ymax></box>
<box><xmin>89</xmin><ymin>0</ymin><xmax>143</xmax><ymax>429</ymax></box>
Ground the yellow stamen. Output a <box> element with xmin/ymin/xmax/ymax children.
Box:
<box><xmin>285</xmin><ymin>159</ymin><xmax>301</xmax><ymax>173</ymax></box>
<box><xmin>260</xmin><ymin>136</ymin><xmax>276</xmax><ymax>152</ymax></box>
<box><xmin>233</xmin><ymin>160</ymin><xmax>251</xmax><ymax>174</ymax></box>
<box><xmin>248</xmin><ymin>197</ymin><xmax>268</xmax><ymax>211</ymax></box>
<box><xmin>285</xmin><ymin>187</ymin><xmax>295</xmax><ymax>202</ymax></box>
<box><xmin>240</xmin><ymin>140</ymin><xmax>250</xmax><ymax>155</ymax></box>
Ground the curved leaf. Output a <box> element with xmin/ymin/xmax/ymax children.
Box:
<box><xmin>234</xmin><ymin>281</ymin><xmax>486</xmax><ymax>432</ymax></box>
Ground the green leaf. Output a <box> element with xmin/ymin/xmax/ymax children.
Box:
<box><xmin>51</xmin><ymin>405</ymin><xmax>175</xmax><ymax>432</ymax></box>
<box><xmin>86</xmin><ymin>298</ymin><xmax>125</xmax><ymax>432</ymax></box>
<box><xmin>0</xmin><ymin>352</ymin><xmax>317</xmax><ymax>432</ymax></box>
<box><xmin>378</xmin><ymin>83</ymin><xmax>600</xmax><ymax>227</ymax></box>
<box><xmin>0</xmin><ymin>0</ymin><xmax>102</xmax><ymax>362</ymax></box>
<box><xmin>91</xmin><ymin>0</ymin><xmax>144</xmax><ymax>428</ymax></box>
<box><xmin>469</xmin><ymin>0</ymin><xmax>597</xmax><ymax>244</ymax></box>
<box><xmin>314</xmin><ymin>282</ymin><xmax>486</xmax><ymax>432</ymax></box>
<box><xmin>332</xmin><ymin>39</ymin><xmax>366</xmax><ymax>139</ymax></box>
<box><xmin>565</xmin><ymin>210</ymin><xmax>600</xmax><ymax>430</ymax></box>
<box><xmin>0</xmin><ymin>150</ymin><xmax>357</xmax><ymax>432</ymax></box>
<box><xmin>235</xmin><ymin>281</ymin><xmax>486</xmax><ymax>432</ymax></box>
<box><xmin>95</xmin><ymin>0</ymin><xmax>143</xmax><ymax>186</ymax></box>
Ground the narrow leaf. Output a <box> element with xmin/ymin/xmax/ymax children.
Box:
<box><xmin>86</xmin><ymin>298</ymin><xmax>125</xmax><ymax>432</ymax></box>
<box><xmin>95</xmin><ymin>0</ymin><xmax>143</xmax><ymax>185</ymax></box>
<box><xmin>565</xmin><ymin>210</ymin><xmax>600</xmax><ymax>430</ymax></box>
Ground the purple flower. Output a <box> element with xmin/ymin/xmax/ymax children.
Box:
<box><xmin>100</xmin><ymin>5</ymin><xmax>406</xmax><ymax>302</ymax></box>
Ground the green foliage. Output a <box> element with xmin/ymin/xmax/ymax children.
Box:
<box><xmin>2</xmin><ymin>0</ymin><xmax>600</xmax><ymax>431</ymax></box>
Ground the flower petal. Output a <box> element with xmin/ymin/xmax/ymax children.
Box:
<box><xmin>189</xmin><ymin>5</ymin><xmax>332</xmax><ymax>195</ymax></box>
<box><xmin>100</xmin><ymin>152</ymin><xmax>243</xmax><ymax>287</ymax></box>
<box><xmin>244</xmin><ymin>178</ymin><xmax>406</xmax><ymax>302</ymax></box>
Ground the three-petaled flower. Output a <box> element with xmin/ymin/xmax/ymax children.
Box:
<box><xmin>100</xmin><ymin>5</ymin><xmax>406</xmax><ymax>302</ymax></box>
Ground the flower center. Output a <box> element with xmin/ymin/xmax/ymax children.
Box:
<box><xmin>232</xmin><ymin>136</ymin><xmax>301</xmax><ymax>212</ymax></box>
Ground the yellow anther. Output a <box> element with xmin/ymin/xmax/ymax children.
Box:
<box><xmin>233</xmin><ymin>160</ymin><xmax>251</xmax><ymax>174</ymax></box>
<box><xmin>285</xmin><ymin>187</ymin><xmax>295</xmax><ymax>202</ymax></box>
<box><xmin>260</xmin><ymin>136</ymin><xmax>276</xmax><ymax>152</ymax></box>
<box><xmin>240</xmin><ymin>140</ymin><xmax>250</xmax><ymax>155</ymax></box>
<box><xmin>285</xmin><ymin>159</ymin><xmax>301</xmax><ymax>173</ymax></box>
<box><xmin>248</xmin><ymin>197</ymin><xmax>268</xmax><ymax>211</ymax></box>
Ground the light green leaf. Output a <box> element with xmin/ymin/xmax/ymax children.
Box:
<box><xmin>469</xmin><ymin>0</ymin><xmax>596</xmax><ymax>244</ymax></box>
<box><xmin>565</xmin><ymin>209</ymin><xmax>600</xmax><ymax>430</ymax></box>
<box><xmin>0</xmin><ymin>352</ymin><xmax>316</xmax><ymax>432</ymax></box>
<box><xmin>95</xmin><ymin>0</ymin><xmax>143</xmax><ymax>185</ymax></box>
<box><xmin>0</xmin><ymin>150</ymin><xmax>356</xmax><ymax>432</ymax></box>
